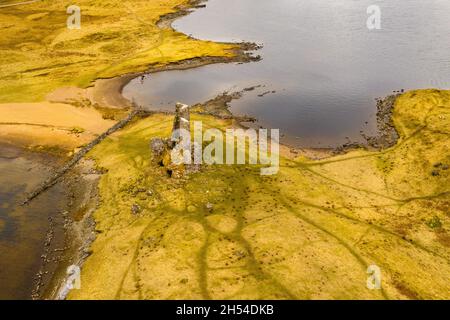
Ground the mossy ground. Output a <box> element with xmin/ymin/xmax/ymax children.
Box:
<box><xmin>0</xmin><ymin>0</ymin><xmax>236</xmax><ymax>103</ymax></box>
<box><xmin>69</xmin><ymin>90</ymin><xmax>449</xmax><ymax>300</ymax></box>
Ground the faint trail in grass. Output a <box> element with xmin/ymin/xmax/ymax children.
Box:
<box><xmin>0</xmin><ymin>122</ymin><xmax>72</xmax><ymax>130</ymax></box>
<box><xmin>182</xmin><ymin>173</ymin><xmax>296</xmax><ymax>299</ymax></box>
<box><xmin>0</xmin><ymin>0</ymin><xmax>40</xmax><ymax>9</ymax></box>
<box><xmin>197</xmin><ymin>231</ymin><xmax>212</xmax><ymax>300</ymax></box>
<box><xmin>300</xmin><ymin>165</ymin><xmax>401</xmax><ymax>202</ymax></box>
<box><xmin>114</xmin><ymin>220</ymin><xmax>153</xmax><ymax>300</ymax></box>
<box><xmin>283</xmin><ymin>192</ymin><xmax>449</xmax><ymax>260</ymax></box>
<box><xmin>276</xmin><ymin>194</ymin><xmax>389</xmax><ymax>300</ymax></box>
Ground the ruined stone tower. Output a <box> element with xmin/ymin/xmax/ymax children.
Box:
<box><xmin>150</xmin><ymin>102</ymin><xmax>197</xmax><ymax>178</ymax></box>
<box><xmin>172</xmin><ymin>102</ymin><xmax>190</xmax><ymax>138</ymax></box>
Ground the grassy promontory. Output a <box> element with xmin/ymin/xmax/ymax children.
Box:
<box><xmin>0</xmin><ymin>0</ymin><xmax>242</xmax><ymax>152</ymax></box>
<box><xmin>70</xmin><ymin>90</ymin><xmax>449</xmax><ymax>299</ymax></box>
<box><xmin>0</xmin><ymin>0</ymin><xmax>238</xmax><ymax>103</ymax></box>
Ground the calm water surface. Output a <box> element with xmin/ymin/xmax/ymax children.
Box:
<box><xmin>124</xmin><ymin>0</ymin><xmax>450</xmax><ymax>147</ymax></box>
<box><xmin>0</xmin><ymin>145</ymin><xmax>66</xmax><ymax>299</ymax></box>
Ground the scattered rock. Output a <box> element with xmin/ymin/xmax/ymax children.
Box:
<box><xmin>360</xmin><ymin>94</ymin><xmax>400</xmax><ymax>151</ymax></box>
<box><xmin>258</xmin><ymin>91</ymin><xmax>272</xmax><ymax>97</ymax></box>
<box><xmin>185</xmin><ymin>164</ymin><xmax>201</xmax><ymax>174</ymax></box>
<box><xmin>150</xmin><ymin>138</ymin><xmax>168</xmax><ymax>158</ymax></box>
<box><xmin>131</xmin><ymin>203</ymin><xmax>141</xmax><ymax>215</ymax></box>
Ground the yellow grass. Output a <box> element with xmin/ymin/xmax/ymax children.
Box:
<box><xmin>0</xmin><ymin>0</ymin><xmax>236</xmax><ymax>103</ymax></box>
<box><xmin>69</xmin><ymin>90</ymin><xmax>449</xmax><ymax>300</ymax></box>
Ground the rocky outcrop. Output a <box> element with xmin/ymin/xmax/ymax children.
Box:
<box><xmin>366</xmin><ymin>94</ymin><xmax>400</xmax><ymax>149</ymax></box>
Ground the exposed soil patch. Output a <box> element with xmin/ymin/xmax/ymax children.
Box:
<box><xmin>393</xmin><ymin>280</ymin><xmax>420</xmax><ymax>300</ymax></box>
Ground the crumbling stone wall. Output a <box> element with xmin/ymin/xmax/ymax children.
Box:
<box><xmin>172</xmin><ymin>102</ymin><xmax>190</xmax><ymax>137</ymax></box>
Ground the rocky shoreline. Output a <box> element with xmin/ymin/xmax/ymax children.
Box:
<box><xmin>32</xmin><ymin>159</ymin><xmax>100</xmax><ymax>300</ymax></box>
<box><xmin>333</xmin><ymin>93</ymin><xmax>401</xmax><ymax>154</ymax></box>
<box><xmin>183</xmin><ymin>86</ymin><xmax>402</xmax><ymax>156</ymax></box>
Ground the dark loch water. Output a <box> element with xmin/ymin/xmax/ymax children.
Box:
<box><xmin>0</xmin><ymin>145</ymin><xmax>65</xmax><ymax>299</ymax></box>
<box><xmin>124</xmin><ymin>0</ymin><xmax>450</xmax><ymax>147</ymax></box>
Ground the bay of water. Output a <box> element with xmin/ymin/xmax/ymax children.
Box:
<box><xmin>123</xmin><ymin>0</ymin><xmax>450</xmax><ymax>147</ymax></box>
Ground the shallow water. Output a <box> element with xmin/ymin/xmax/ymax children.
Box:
<box><xmin>123</xmin><ymin>0</ymin><xmax>450</xmax><ymax>147</ymax></box>
<box><xmin>0</xmin><ymin>145</ymin><xmax>66</xmax><ymax>299</ymax></box>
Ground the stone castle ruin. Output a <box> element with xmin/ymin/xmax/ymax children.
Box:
<box><xmin>150</xmin><ymin>103</ymin><xmax>198</xmax><ymax>178</ymax></box>
<box><xmin>172</xmin><ymin>102</ymin><xmax>190</xmax><ymax>138</ymax></box>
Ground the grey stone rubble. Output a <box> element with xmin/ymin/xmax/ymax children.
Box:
<box><xmin>150</xmin><ymin>103</ymin><xmax>201</xmax><ymax>177</ymax></box>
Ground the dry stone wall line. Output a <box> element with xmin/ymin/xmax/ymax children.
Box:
<box><xmin>21</xmin><ymin>109</ymin><xmax>151</xmax><ymax>205</ymax></box>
